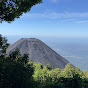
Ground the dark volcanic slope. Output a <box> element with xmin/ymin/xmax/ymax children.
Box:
<box><xmin>7</xmin><ymin>38</ymin><xmax>69</xmax><ymax>69</ymax></box>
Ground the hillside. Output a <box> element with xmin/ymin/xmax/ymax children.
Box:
<box><xmin>6</xmin><ymin>38</ymin><xmax>69</xmax><ymax>69</ymax></box>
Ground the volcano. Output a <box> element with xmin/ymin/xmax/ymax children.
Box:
<box><xmin>7</xmin><ymin>38</ymin><xmax>69</xmax><ymax>69</ymax></box>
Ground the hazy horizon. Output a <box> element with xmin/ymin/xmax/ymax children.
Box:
<box><xmin>5</xmin><ymin>35</ymin><xmax>88</xmax><ymax>71</ymax></box>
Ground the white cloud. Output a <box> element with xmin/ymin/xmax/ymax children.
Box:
<box><xmin>51</xmin><ymin>0</ymin><xmax>59</xmax><ymax>3</ymax></box>
<box><xmin>21</xmin><ymin>11</ymin><xmax>88</xmax><ymax>23</ymax></box>
<box><xmin>75</xmin><ymin>20</ymin><xmax>88</xmax><ymax>23</ymax></box>
<box><xmin>50</xmin><ymin>0</ymin><xmax>72</xmax><ymax>3</ymax></box>
<box><xmin>22</xmin><ymin>12</ymin><xmax>88</xmax><ymax>19</ymax></box>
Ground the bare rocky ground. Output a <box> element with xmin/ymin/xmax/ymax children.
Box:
<box><xmin>6</xmin><ymin>38</ymin><xmax>69</xmax><ymax>69</ymax></box>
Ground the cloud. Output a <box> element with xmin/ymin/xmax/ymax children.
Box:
<box><xmin>21</xmin><ymin>11</ymin><xmax>88</xmax><ymax>23</ymax></box>
<box><xmin>50</xmin><ymin>0</ymin><xmax>72</xmax><ymax>3</ymax></box>
<box><xmin>60</xmin><ymin>19</ymin><xmax>88</xmax><ymax>24</ymax></box>
<box><xmin>22</xmin><ymin>12</ymin><xmax>88</xmax><ymax>19</ymax></box>
<box><xmin>51</xmin><ymin>0</ymin><xmax>59</xmax><ymax>3</ymax></box>
<box><xmin>74</xmin><ymin>20</ymin><xmax>88</xmax><ymax>23</ymax></box>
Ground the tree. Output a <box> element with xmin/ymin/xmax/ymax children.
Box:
<box><xmin>75</xmin><ymin>67</ymin><xmax>84</xmax><ymax>78</ymax></box>
<box><xmin>0</xmin><ymin>0</ymin><xmax>42</xmax><ymax>23</ymax></box>
<box><xmin>62</xmin><ymin>63</ymin><xmax>75</xmax><ymax>78</ymax></box>
<box><xmin>0</xmin><ymin>34</ymin><xmax>9</xmax><ymax>55</ymax></box>
<box><xmin>0</xmin><ymin>49</ymin><xmax>34</xmax><ymax>88</ymax></box>
<box><xmin>46</xmin><ymin>64</ymin><xmax>53</xmax><ymax>70</ymax></box>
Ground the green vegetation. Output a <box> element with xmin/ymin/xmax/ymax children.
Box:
<box><xmin>0</xmin><ymin>35</ymin><xmax>88</xmax><ymax>88</ymax></box>
<box><xmin>0</xmin><ymin>0</ymin><xmax>42</xmax><ymax>22</ymax></box>
<box><xmin>0</xmin><ymin>34</ymin><xmax>9</xmax><ymax>55</ymax></box>
<box><xmin>32</xmin><ymin>62</ymin><xmax>88</xmax><ymax>88</ymax></box>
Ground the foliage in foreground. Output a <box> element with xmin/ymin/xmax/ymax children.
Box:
<box><xmin>32</xmin><ymin>62</ymin><xmax>88</xmax><ymax>88</ymax></box>
<box><xmin>0</xmin><ymin>49</ymin><xmax>34</xmax><ymax>88</ymax></box>
<box><xmin>0</xmin><ymin>35</ymin><xmax>88</xmax><ymax>88</ymax></box>
<box><xmin>0</xmin><ymin>0</ymin><xmax>42</xmax><ymax>23</ymax></box>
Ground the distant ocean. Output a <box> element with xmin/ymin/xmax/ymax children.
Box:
<box><xmin>5</xmin><ymin>35</ymin><xmax>88</xmax><ymax>71</ymax></box>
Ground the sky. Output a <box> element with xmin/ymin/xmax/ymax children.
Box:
<box><xmin>1</xmin><ymin>0</ymin><xmax>88</xmax><ymax>38</ymax></box>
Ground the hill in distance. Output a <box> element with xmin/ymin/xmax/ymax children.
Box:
<box><xmin>6</xmin><ymin>38</ymin><xmax>69</xmax><ymax>69</ymax></box>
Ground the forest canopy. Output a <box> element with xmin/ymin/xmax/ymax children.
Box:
<box><xmin>0</xmin><ymin>0</ymin><xmax>42</xmax><ymax>22</ymax></box>
<box><xmin>0</xmin><ymin>35</ymin><xmax>88</xmax><ymax>88</ymax></box>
